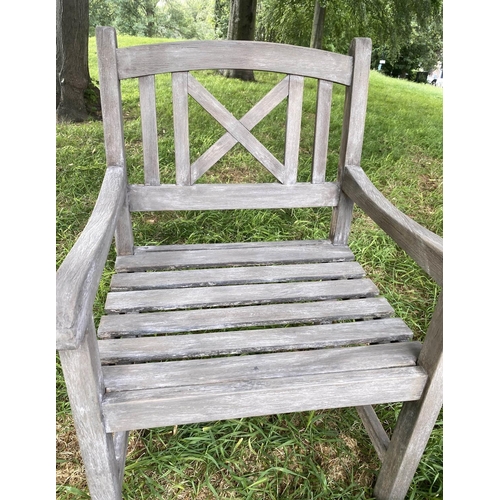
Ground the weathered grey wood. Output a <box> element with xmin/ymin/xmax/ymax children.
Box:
<box><xmin>139</xmin><ymin>75</ymin><xmax>160</xmax><ymax>185</ymax></box>
<box><xmin>356</xmin><ymin>405</ymin><xmax>390</xmax><ymax>461</ymax></box>
<box><xmin>96</xmin><ymin>27</ymin><xmax>126</xmax><ymax>170</ymax></box>
<box><xmin>331</xmin><ymin>37</ymin><xmax>372</xmax><ymax>245</ymax></box>
<box><xmin>114</xmin><ymin>199</ymin><xmax>135</xmax><ymax>257</ymax></box>
<box><xmin>110</xmin><ymin>261</ymin><xmax>364</xmax><ymax>291</ymax></box>
<box><xmin>105</xmin><ymin>278</ymin><xmax>379</xmax><ymax>313</ymax></box>
<box><xmin>103</xmin><ymin>366</ymin><xmax>427</xmax><ymax>432</ymax></box>
<box><xmin>374</xmin><ymin>294</ymin><xmax>443</xmax><ymax>499</ymax></box>
<box><xmin>283</xmin><ymin>75</ymin><xmax>304</xmax><ymax>184</ymax></box>
<box><xmin>115</xmin><ymin>241</ymin><xmax>354</xmax><ymax>272</ymax></box>
<box><xmin>59</xmin><ymin>320</ymin><xmax>122</xmax><ymax>499</ymax></box>
<box><xmin>57</xmin><ymin>166</ymin><xmax>126</xmax><ymax>350</ymax></box>
<box><xmin>98</xmin><ymin>317</ymin><xmax>413</xmax><ymax>364</ymax></box>
<box><xmin>113</xmin><ymin>431</ymin><xmax>129</xmax><ymax>486</ymax></box>
<box><xmin>128</xmin><ymin>182</ymin><xmax>339</xmax><ymax>211</ymax></box>
<box><xmin>98</xmin><ymin>297</ymin><xmax>394</xmax><ymax>338</ymax></box>
<box><xmin>191</xmin><ymin>75</ymin><xmax>290</xmax><ymax>182</ymax></box>
<box><xmin>96</xmin><ymin>26</ymin><xmax>134</xmax><ymax>255</ymax></box>
<box><xmin>187</xmin><ymin>73</ymin><xmax>285</xmax><ymax>182</ymax></box>
<box><xmin>103</xmin><ymin>342</ymin><xmax>421</xmax><ymax>392</ymax></box>
<box><xmin>172</xmin><ymin>71</ymin><xmax>191</xmax><ymax>185</ymax></box>
<box><xmin>116</xmin><ymin>40</ymin><xmax>354</xmax><ymax>85</ymax></box>
<box><xmin>312</xmin><ymin>79</ymin><xmax>333</xmax><ymax>183</ymax></box>
<box><xmin>343</xmin><ymin>164</ymin><xmax>443</xmax><ymax>286</ymax></box>
<box><xmin>134</xmin><ymin>238</ymin><xmax>340</xmax><ymax>253</ymax></box>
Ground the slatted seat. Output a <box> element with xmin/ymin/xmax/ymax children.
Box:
<box><xmin>56</xmin><ymin>27</ymin><xmax>442</xmax><ymax>500</ymax></box>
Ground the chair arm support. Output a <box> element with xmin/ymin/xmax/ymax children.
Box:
<box><xmin>57</xmin><ymin>166</ymin><xmax>127</xmax><ymax>351</ymax></box>
<box><xmin>342</xmin><ymin>164</ymin><xmax>443</xmax><ymax>286</ymax></box>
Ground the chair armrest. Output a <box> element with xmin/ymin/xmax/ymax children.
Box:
<box><xmin>342</xmin><ymin>164</ymin><xmax>443</xmax><ymax>286</ymax></box>
<box><xmin>57</xmin><ymin>165</ymin><xmax>127</xmax><ymax>350</ymax></box>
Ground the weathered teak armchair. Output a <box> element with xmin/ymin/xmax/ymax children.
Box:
<box><xmin>56</xmin><ymin>26</ymin><xmax>442</xmax><ymax>499</ymax></box>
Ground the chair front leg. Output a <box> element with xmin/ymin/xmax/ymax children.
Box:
<box><xmin>59</xmin><ymin>318</ymin><xmax>124</xmax><ymax>500</ymax></box>
<box><xmin>374</xmin><ymin>293</ymin><xmax>443</xmax><ymax>500</ymax></box>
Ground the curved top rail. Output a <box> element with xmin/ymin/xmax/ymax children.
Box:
<box><xmin>116</xmin><ymin>40</ymin><xmax>354</xmax><ymax>85</ymax></box>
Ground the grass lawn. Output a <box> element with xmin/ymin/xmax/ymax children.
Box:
<box><xmin>56</xmin><ymin>35</ymin><xmax>443</xmax><ymax>499</ymax></box>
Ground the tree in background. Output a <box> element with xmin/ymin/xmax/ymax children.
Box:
<box><xmin>56</xmin><ymin>0</ymin><xmax>101</xmax><ymax>123</ymax></box>
<box><xmin>90</xmin><ymin>0</ymin><xmax>216</xmax><ymax>40</ymax></box>
<box><xmin>310</xmin><ymin>0</ymin><xmax>326</xmax><ymax>49</ymax></box>
<box><xmin>256</xmin><ymin>0</ymin><xmax>443</xmax><ymax>77</ymax></box>
<box><xmin>225</xmin><ymin>0</ymin><xmax>258</xmax><ymax>80</ymax></box>
<box><xmin>372</xmin><ymin>17</ymin><xmax>443</xmax><ymax>79</ymax></box>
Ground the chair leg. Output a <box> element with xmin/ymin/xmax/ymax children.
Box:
<box><xmin>374</xmin><ymin>293</ymin><xmax>443</xmax><ymax>500</ymax></box>
<box><xmin>59</xmin><ymin>320</ymin><xmax>123</xmax><ymax>500</ymax></box>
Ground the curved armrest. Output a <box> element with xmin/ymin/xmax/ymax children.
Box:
<box><xmin>57</xmin><ymin>166</ymin><xmax>127</xmax><ymax>350</ymax></box>
<box><xmin>343</xmin><ymin>164</ymin><xmax>443</xmax><ymax>286</ymax></box>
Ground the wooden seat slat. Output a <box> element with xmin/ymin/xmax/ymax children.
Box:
<box><xmin>110</xmin><ymin>261</ymin><xmax>365</xmax><ymax>291</ymax></box>
<box><xmin>105</xmin><ymin>277</ymin><xmax>379</xmax><ymax>313</ymax></box>
<box><xmin>115</xmin><ymin>241</ymin><xmax>354</xmax><ymax>272</ymax></box>
<box><xmin>98</xmin><ymin>317</ymin><xmax>413</xmax><ymax>365</ymax></box>
<box><xmin>102</xmin><ymin>366</ymin><xmax>427</xmax><ymax>432</ymax></box>
<box><xmin>134</xmin><ymin>239</ymin><xmax>341</xmax><ymax>253</ymax></box>
<box><xmin>103</xmin><ymin>342</ymin><xmax>421</xmax><ymax>392</ymax></box>
<box><xmin>97</xmin><ymin>297</ymin><xmax>394</xmax><ymax>338</ymax></box>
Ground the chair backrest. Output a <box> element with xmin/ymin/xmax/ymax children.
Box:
<box><xmin>95</xmin><ymin>27</ymin><xmax>372</xmax><ymax>255</ymax></box>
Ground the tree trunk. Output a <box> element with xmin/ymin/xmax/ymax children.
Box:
<box><xmin>225</xmin><ymin>0</ymin><xmax>257</xmax><ymax>81</ymax></box>
<box><xmin>56</xmin><ymin>0</ymin><xmax>100</xmax><ymax>122</ymax></box>
<box><xmin>310</xmin><ymin>0</ymin><xmax>326</xmax><ymax>49</ymax></box>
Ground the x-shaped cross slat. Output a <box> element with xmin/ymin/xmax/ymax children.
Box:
<box><xmin>187</xmin><ymin>73</ymin><xmax>288</xmax><ymax>184</ymax></box>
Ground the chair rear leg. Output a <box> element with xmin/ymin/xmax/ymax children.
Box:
<box><xmin>374</xmin><ymin>293</ymin><xmax>443</xmax><ymax>500</ymax></box>
<box><xmin>59</xmin><ymin>320</ymin><xmax>123</xmax><ymax>500</ymax></box>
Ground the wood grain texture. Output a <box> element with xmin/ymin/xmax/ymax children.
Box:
<box><xmin>57</xmin><ymin>166</ymin><xmax>126</xmax><ymax>350</ymax></box>
<box><xmin>98</xmin><ymin>317</ymin><xmax>413</xmax><ymax>364</ymax></box>
<box><xmin>59</xmin><ymin>322</ymin><xmax>122</xmax><ymax>499</ymax></box>
<box><xmin>343</xmin><ymin>164</ymin><xmax>443</xmax><ymax>285</ymax></box>
<box><xmin>103</xmin><ymin>366</ymin><xmax>427</xmax><ymax>432</ymax></box>
<box><xmin>172</xmin><ymin>71</ymin><xmax>191</xmax><ymax>185</ymax></box>
<box><xmin>356</xmin><ymin>405</ymin><xmax>390</xmax><ymax>461</ymax></box>
<box><xmin>374</xmin><ymin>294</ymin><xmax>443</xmax><ymax>499</ymax></box>
<box><xmin>96</xmin><ymin>27</ymin><xmax>126</xmax><ymax>169</ymax></box>
<box><xmin>138</xmin><ymin>75</ymin><xmax>160</xmax><ymax>185</ymax></box>
<box><xmin>110</xmin><ymin>261</ymin><xmax>365</xmax><ymax>290</ymax></box>
<box><xmin>283</xmin><ymin>75</ymin><xmax>304</xmax><ymax>184</ymax></box>
<box><xmin>133</xmin><ymin>239</ymin><xmax>340</xmax><ymax>253</ymax></box>
<box><xmin>187</xmin><ymin>73</ymin><xmax>285</xmax><ymax>182</ymax></box>
<box><xmin>96</xmin><ymin>26</ymin><xmax>134</xmax><ymax>255</ymax></box>
<box><xmin>128</xmin><ymin>182</ymin><xmax>339</xmax><ymax>211</ymax></box>
<box><xmin>115</xmin><ymin>240</ymin><xmax>354</xmax><ymax>272</ymax></box>
<box><xmin>103</xmin><ymin>342</ymin><xmax>422</xmax><ymax>392</ymax></box>
<box><xmin>98</xmin><ymin>297</ymin><xmax>394</xmax><ymax>338</ymax></box>
<box><xmin>104</xmin><ymin>278</ymin><xmax>379</xmax><ymax>313</ymax></box>
<box><xmin>331</xmin><ymin>37</ymin><xmax>372</xmax><ymax>245</ymax></box>
<box><xmin>312</xmin><ymin>79</ymin><xmax>334</xmax><ymax>183</ymax></box>
<box><xmin>191</xmin><ymin>76</ymin><xmax>290</xmax><ymax>182</ymax></box>
<box><xmin>116</xmin><ymin>40</ymin><xmax>353</xmax><ymax>85</ymax></box>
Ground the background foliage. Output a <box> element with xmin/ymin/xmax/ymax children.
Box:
<box><xmin>89</xmin><ymin>0</ymin><xmax>442</xmax><ymax>78</ymax></box>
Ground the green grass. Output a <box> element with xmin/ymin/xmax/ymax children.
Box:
<box><xmin>56</xmin><ymin>35</ymin><xmax>443</xmax><ymax>499</ymax></box>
